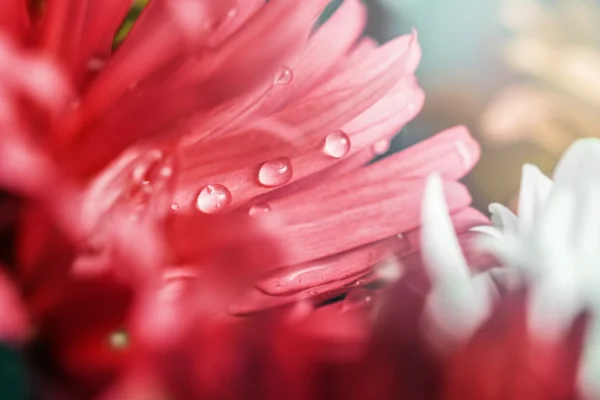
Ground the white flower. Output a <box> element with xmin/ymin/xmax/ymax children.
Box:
<box><xmin>420</xmin><ymin>174</ymin><xmax>495</xmax><ymax>347</ymax></box>
<box><xmin>480</xmin><ymin>138</ymin><xmax>600</xmax><ymax>399</ymax></box>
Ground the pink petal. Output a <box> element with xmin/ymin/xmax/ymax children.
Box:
<box><xmin>255</xmin><ymin>237</ymin><xmax>400</xmax><ymax>295</ymax></box>
<box><xmin>168</xmin><ymin>211</ymin><xmax>283</xmax><ymax>275</ymax></box>
<box><xmin>0</xmin><ymin>36</ymin><xmax>73</xmax><ymax>115</ymax></box>
<box><xmin>361</xmin><ymin>125</ymin><xmax>481</xmax><ymax>182</ymax></box>
<box><xmin>65</xmin><ymin>0</ymin><xmax>329</xmax><ymax>177</ymax></box>
<box><xmin>230</xmin><ymin>272</ymin><xmax>368</xmax><ymax>315</ymax></box>
<box><xmin>0</xmin><ymin>0</ymin><xmax>30</xmax><ymax>40</ymax></box>
<box><xmin>269</xmin><ymin>178</ymin><xmax>471</xmax><ymax>267</ymax></box>
<box><xmin>174</xmin><ymin>34</ymin><xmax>420</xmax><ymax>210</ymax></box>
<box><xmin>251</xmin><ymin>148</ymin><xmax>375</xmax><ymax>205</ymax></box>
<box><xmin>75</xmin><ymin>0</ymin><xmax>133</xmax><ymax>84</ymax></box>
<box><xmin>0</xmin><ymin>269</ymin><xmax>29</xmax><ymax>342</ymax></box>
<box><xmin>255</xmin><ymin>0</ymin><xmax>368</xmax><ymax>114</ymax></box>
<box><xmin>165</xmin><ymin>0</ymin><xmax>264</xmax><ymax>47</ymax></box>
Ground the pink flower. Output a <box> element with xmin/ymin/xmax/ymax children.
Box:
<box><xmin>0</xmin><ymin>0</ymin><xmax>485</xmax><ymax>396</ymax></box>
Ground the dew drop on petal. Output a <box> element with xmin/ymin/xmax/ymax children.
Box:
<box><xmin>372</xmin><ymin>139</ymin><xmax>390</xmax><ymax>155</ymax></box>
<box><xmin>308</xmin><ymin>290</ymin><xmax>318</xmax><ymax>296</ymax></box>
<box><xmin>249</xmin><ymin>203</ymin><xmax>271</xmax><ymax>216</ymax></box>
<box><xmin>196</xmin><ymin>184</ymin><xmax>232</xmax><ymax>214</ymax></box>
<box><xmin>258</xmin><ymin>158</ymin><xmax>293</xmax><ymax>187</ymax></box>
<box><xmin>323</xmin><ymin>130</ymin><xmax>351</xmax><ymax>158</ymax></box>
<box><xmin>274</xmin><ymin>67</ymin><xmax>293</xmax><ymax>85</ymax></box>
<box><xmin>170</xmin><ymin>203</ymin><xmax>179</xmax><ymax>211</ymax></box>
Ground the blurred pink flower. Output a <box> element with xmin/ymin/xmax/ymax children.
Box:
<box><xmin>0</xmin><ymin>0</ymin><xmax>486</xmax><ymax>397</ymax></box>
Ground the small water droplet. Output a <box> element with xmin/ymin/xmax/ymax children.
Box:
<box><xmin>170</xmin><ymin>203</ymin><xmax>179</xmax><ymax>211</ymax></box>
<box><xmin>274</xmin><ymin>67</ymin><xmax>293</xmax><ymax>85</ymax></box>
<box><xmin>257</xmin><ymin>157</ymin><xmax>293</xmax><ymax>187</ymax></box>
<box><xmin>308</xmin><ymin>290</ymin><xmax>318</xmax><ymax>296</ymax></box>
<box><xmin>356</xmin><ymin>279</ymin><xmax>365</xmax><ymax>286</ymax></box>
<box><xmin>196</xmin><ymin>184</ymin><xmax>232</xmax><ymax>214</ymax></box>
<box><xmin>299</xmin><ymin>277</ymin><xmax>305</xmax><ymax>284</ymax></box>
<box><xmin>372</xmin><ymin>139</ymin><xmax>390</xmax><ymax>155</ymax></box>
<box><xmin>323</xmin><ymin>130</ymin><xmax>351</xmax><ymax>158</ymax></box>
<box><xmin>249</xmin><ymin>203</ymin><xmax>271</xmax><ymax>216</ymax></box>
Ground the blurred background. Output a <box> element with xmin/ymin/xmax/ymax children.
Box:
<box><xmin>363</xmin><ymin>0</ymin><xmax>600</xmax><ymax>211</ymax></box>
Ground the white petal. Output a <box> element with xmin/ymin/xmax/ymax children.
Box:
<box><xmin>488</xmin><ymin>203</ymin><xmax>519</xmax><ymax>236</ymax></box>
<box><xmin>532</xmin><ymin>187</ymin><xmax>575</xmax><ymax>272</ymax></box>
<box><xmin>553</xmin><ymin>138</ymin><xmax>600</xmax><ymax>191</ymax></box>
<box><xmin>469</xmin><ymin>224</ymin><xmax>504</xmax><ymax>239</ymax></box>
<box><xmin>578</xmin><ymin>316</ymin><xmax>600</xmax><ymax>400</ymax></box>
<box><xmin>421</xmin><ymin>174</ymin><xmax>469</xmax><ymax>283</ymax></box>
<box><xmin>517</xmin><ymin>164</ymin><xmax>552</xmax><ymax>233</ymax></box>
<box><xmin>527</xmin><ymin>268</ymin><xmax>582</xmax><ymax>343</ymax></box>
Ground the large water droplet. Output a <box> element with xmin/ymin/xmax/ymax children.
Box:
<box><xmin>372</xmin><ymin>139</ymin><xmax>390</xmax><ymax>155</ymax></box>
<box><xmin>257</xmin><ymin>158</ymin><xmax>293</xmax><ymax>187</ymax></box>
<box><xmin>196</xmin><ymin>184</ymin><xmax>232</xmax><ymax>213</ymax></box>
<box><xmin>323</xmin><ymin>130</ymin><xmax>351</xmax><ymax>158</ymax></box>
<box><xmin>274</xmin><ymin>67</ymin><xmax>293</xmax><ymax>85</ymax></box>
<box><xmin>249</xmin><ymin>203</ymin><xmax>271</xmax><ymax>216</ymax></box>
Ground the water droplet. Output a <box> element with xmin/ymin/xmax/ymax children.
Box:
<box><xmin>170</xmin><ymin>203</ymin><xmax>179</xmax><ymax>211</ymax></box>
<box><xmin>356</xmin><ymin>279</ymin><xmax>365</xmax><ymax>286</ymax></box>
<box><xmin>323</xmin><ymin>130</ymin><xmax>351</xmax><ymax>158</ymax></box>
<box><xmin>308</xmin><ymin>290</ymin><xmax>318</xmax><ymax>296</ymax></box>
<box><xmin>249</xmin><ymin>203</ymin><xmax>271</xmax><ymax>216</ymax></box>
<box><xmin>299</xmin><ymin>277</ymin><xmax>305</xmax><ymax>284</ymax></box>
<box><xmin>109</xmin><ymin>330</ymin><xmax>129</xmax><ymax>350</ymax></box>
<box><xmin>274</xmin><ymin>67</ymin><xmax>293</xmax><ymax>85</ymax></box>
<box><xmin>454</xmin><ymin>141</ymin><xmax>471</xmax><ymax>167</ymax></box>
<box><xmin>196</xmin><ymin>184</ymin><xmax>232</xmax><ymax>214</ymax></box>
<box><xmin>372</xmin><ymin>139</ymin><xmax>390</xmax><ymax>155</ymax></box>
<box><xmin>257</xmin><ymin>158</ymin><xmax>293</xmax><ymax>187</ymax></box>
